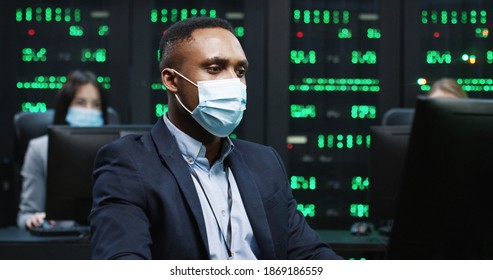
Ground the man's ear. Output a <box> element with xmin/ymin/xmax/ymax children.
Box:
<box><xmin>161</xmin><ymin>68</ymin><xmax>178</xmax><ymax>92</ymax></box>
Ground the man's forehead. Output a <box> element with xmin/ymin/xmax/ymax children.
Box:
<box><xmin>184</xmin><ymin>28</ymin><xmax>246</xmax><ymax>58</ymax></box>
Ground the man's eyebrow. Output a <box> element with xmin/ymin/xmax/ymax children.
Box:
<box><xmin>201</xmin><ymin>56</ymin><xmax>249</xmax><ymax>68</ymax></box>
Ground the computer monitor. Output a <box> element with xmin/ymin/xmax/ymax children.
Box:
<box><xmin>387</xmin><ymin>97</ymin><xmax>493</xmax><ymax>259</ymax></box>
<box><xmin>46</xmin><ymin>125</ymin><xmax>153</xmax><ymax>225</ymax></box>
<box><xmin>369</xmin><ymin>125</ymin><xmax>411</xmax><ymax>232</ymax></box>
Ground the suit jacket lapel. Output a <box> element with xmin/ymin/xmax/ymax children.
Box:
<box><xmin>227</xmin><ymin>150</ymin><xmax>277</xmax><ymax>259</ymax></box>
<box><xmin>149</xmin><ymin>120</ymin><xmax>210</xmax><ymax>256</ymax></box>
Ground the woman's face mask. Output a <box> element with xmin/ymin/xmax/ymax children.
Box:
<box><xmin>172</xmin><ymin>70</ymin><xmax>247</xmax><ymax>137</ymax></box>
<box><xmin>65</xmin><ymin>106</ymin><xmax>104</xmax><ymax>127</ymax></box>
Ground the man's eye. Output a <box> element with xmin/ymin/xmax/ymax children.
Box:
<box><xmin>209</xmin><ymin>66</ymin><xmax>221</xmax><ymax>72</ymax></box>
<box><xmin>236</xmin><ymin>68</ymin><xmax>246</xmax><ymax>77</ymax></box>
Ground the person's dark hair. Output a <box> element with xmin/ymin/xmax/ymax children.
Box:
<box><xmin>158</xmin><ymin>17</ymin><xmax>235</xmax><ymax>72</ymax></box>
<box><xmin>53</xmin><ymin>70</ymin><xmax>108</xmax><ymax>124</ymax></box>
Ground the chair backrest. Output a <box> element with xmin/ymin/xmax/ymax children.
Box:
<box><xmin>13</xmin><ymin>110</ymin><xmax>55</xmax><ymax>165</ymax></box>
<box><xmin>381</xmin><ymin>108</ymin><xmax>415</xmax><ymax>126</ymax></box>
<box><xmin>107</xmin><ymin>107</ymin><xmax>120</xmax><ymax>125</ymax></box>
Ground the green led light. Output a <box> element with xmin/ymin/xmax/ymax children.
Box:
<box><xmin>74</xmin><ymin>9</ymin><xmax>81</xmax><ymax>22</ymax></box>
<box><xmin>295</xmin><ymin>10</ymin><xmax>348</xmax><ymax>25</ymax></box>
<box><xmin>367</xmin><ymin>28</ymin><xmax>381</xmax><ymax>39</ymax></box>
<box><xmin>343</xmin><ymin>10</ymin><xmax>349</xmax><ymax>24</ymax></box>
<box><xmin>338</xmin><ymin>28</ymin><xmax>352</xmax><ymax>39</ymax></box>
<box><xmin>349</xmin><ymin>204</ymin><xmax>369</xmax><ymax>218</ymax></box>
<box><xmin>290</xmin><ymin>104</ymin><xmax>316</xmax><ymax>118</ymax></box>
<box><xmin>313</xmin><ymin>10</ymin><xmax>320</xmax><ymax>24</ymax></box>
<box><xmin>351</xmin><ymin>176</ymin><xmax>369</xmax><ymax>191</ymax></box>
<box><xmin>155</xmin><ymin>104</ymin><xmax>169</xmax><ymax>117</ymax></box>
<box><xmin>317</xmin><ymin>134</ymin><xmax>370</xmax><ymax>149</ymax></box>
<box><xmin>323</xmin><ymin>10</ymin><xmax>330</xmax><ymax>24</ymax></box>
<box><xmin>421</xmin><ymin>10</ymin><xmax>428</xmax><ymax>24</ymax></box>
<box><xmin>98</xmin><ymin>25</ymin><xmax>109</xmax><ymax>36</ymax></box>
<box><xmin>25</xmin><ymin>7</ymin><xmax>32</xmax><ymax>21</ymax></box>
<box><xmin>150</xmin><ymin>9</ymin><xmax>157</xmax><ymax>22</ymax></box>
<box><xmin>36</xmin><ymin>8</ymin><xmax>43</xmax><ymax>22</ymax></box>
<box><xmin>303</xmin><ymin>10</ymin><xmax>310</xmax><ymax>24</ymax></box>
<box><xmin>346</xmin><ymin>135</ymin><xmax>354</xmax><ymax>148</ymax></box>
<box><xmin>22</xmin><ymin>48</ymin><xmax>47</xmax><ymax>62</ymax></box>
<box><xmin>290</xmin><ymin>78</ymin><xmax>380</xmax><ymax>92</ymax></box>
<box><xmin>16</xmin><ymin>9</ymin><xmax>23</xmax><ymax>21</ymax></box>
<box><xmin>426</xmin><ymin>50</ymin><xmax>451</xmax><ymax>64</ymax></box>
<box><xmin>290</xmin><ymin>50</ymin><xmax>316</xmax><ymax>64</ymax></box>
<box><xmin>422</xmin><ymin>10</ymin><xmax>485</xmax><ymax>25</ymax></box>
<box><xmin>441</xmin><ymin>10</ymin><xmax>448</xmax><ymax>24</ymax></box>
<box><xmin>17</xmin><ymin>76</ymin><xmax>68</xmax><ymax>89</ymax></box>
<box><xmin>293</xmin><ymin>9</ymin><xmax>301</xmax><ymax>22</ymax></box>
<box><xmin>327</xmin><ymin>135</ymin><xmax>334</xmax><ymax>148</ymax></box>
<box><xmin>317</xmin><ymin>135</ymin><xmax>324</xmax><ymax>148</ymax></box>
<box><xmin>81</xmin><ymin>48</ymin><xmax>107</xmax><ymax>62</ymax></box>
<box><xmin>151</xmin><ymin>83</ymin><xmax>166</xmax><ymax>90</ymax></box>
<box><xmin>487</xmin><ymin>51</ymin><xmax>493</xmax><ymax>64</ymax></box>
<box><xmin>234</xmin><ymin>26</ymin><xmax>245</xmax><ymax>38</ymax></box>
<box><xmin>290</xmin><ymin>176</ymin><xmax>316</xmax><ymax>190</ymax></box>
<box><xmin>154</xmin><ymin>8</ymin><xmax>218</xmax><ymax>23</ymax></box>
<box><xmin>69</xmin><ymin>25</ymin><xmax>84</xmax><ymax>36</ymax></box>
<box><xmin>46</xmin><ymin>8</ymin><xmax>52</xmax><ymax>22</ymax></box>
<box><xmin>93</xmin><ymin>76</ymin><xmax>111</xmax><ymax>90</ymax></box>
<box><xmin>351</xmin><ymin>50</ymin><xmax>377</xmax><ymax>64</ymax></box>
<box><xmin>21</xmin><ymin>102</ymin><xmax>47</xmax><ymax>113</ymax></box>
<box><xmin>351</xmin><ymin>105</ymin><xmax>376</xmax><ymax>119</ymax></box>
<box><xmin>451</xmin><ymin>11</ymin><xmax>457</xmax><ymax>24</ymax></box>
<box><xmin>297</xmin><ymin>204</ymin><xmax>315</xmax><ymax>217</ymax></box>
<box><xmin>475</xmin><ymin>28</ymin><xmax>489</xmax><ymax>38</ymax></box>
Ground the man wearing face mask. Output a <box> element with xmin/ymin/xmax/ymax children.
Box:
<box><xmin>90</xmin><ymin>17</ymin><xmax>341</xmax><ymax>260</ymax></box>
<box><xmin>18</xmin><ymin>70</ymin><xmax>108</xmax><ymax>229</ymax></box>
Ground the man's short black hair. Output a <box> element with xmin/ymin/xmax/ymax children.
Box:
<box><xmin>158</xmin><ymin>17</ymin><xmax>235</xmax><ymax>72</ymax></box>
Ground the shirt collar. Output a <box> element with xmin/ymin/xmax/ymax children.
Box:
<box><xmin>162</xmin><ymin>115</ymin><xmax>235</xmax><ymax>166</ymax></box>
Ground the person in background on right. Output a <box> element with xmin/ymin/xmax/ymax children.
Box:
<box><xmin>426</xmin><ymin>78</ymin><xmax>468</xmax><ymax>99</ymax></box>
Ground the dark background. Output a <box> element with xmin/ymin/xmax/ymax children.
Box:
<box><xmin>1</xmin><ymin>0</ymin><xmax>493</xmax><ymax>230</ymax></box>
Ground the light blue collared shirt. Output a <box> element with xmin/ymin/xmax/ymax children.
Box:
<box><xmin>163</xmin><ymin>116</ymin><xmax>260</xmax><ymax>260</ymax></box>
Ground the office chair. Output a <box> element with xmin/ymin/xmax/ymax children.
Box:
<box><xmin>381</xmin><ymin>108</ymin><xmax>415</xmax><ymax>126</ymax></box>
<box><xmin>13</xmin><ymin>110</ymin><xmax>55</xmax><ymax>166</ymax></box>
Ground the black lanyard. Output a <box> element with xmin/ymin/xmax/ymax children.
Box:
<box><xmin>189</xmin><ymin>165</ymin><xmax>233</xmax><ymax>259</ymax></box>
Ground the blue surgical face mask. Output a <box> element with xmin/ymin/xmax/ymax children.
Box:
<box><xmin>65</xmin><ymin>106</ymin><xmax>104</xmax><ymax>127</ymax></box>
<box><xmin>172</xmin><ymin>70</ymin><xmax>247</xmax><ymax>137</ymax></box>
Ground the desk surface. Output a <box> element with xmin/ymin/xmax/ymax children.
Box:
<box><xmin>0</xmin><ymin>227</ymin><xmax>90</xmax><ymax>260</ymax></box>
<box><xmin>0</xmin><ymin>227</ymin><xmax>388</xmax><ymax>260</ymax></box>
<box><xmin>317</xmin><ymin>229</ymin><xmax>388</xmax><ymax>251</ymax></box>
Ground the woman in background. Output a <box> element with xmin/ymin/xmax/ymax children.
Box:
<box><xmin>17</xmin><ymin>70</ymin><xmax>109</xmax><ymax>229</ymax></box>
<box><xmin>427</xmin><ymin>78</ymin><xmax>468</xmax><ymax>99</ymax></box>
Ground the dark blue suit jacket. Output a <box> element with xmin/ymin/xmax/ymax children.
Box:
<box><xmin>90</xmin><ymin>119</ymin><xmax>341</xmax><ymax>259</ymax></box>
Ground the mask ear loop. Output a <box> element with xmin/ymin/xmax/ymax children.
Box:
<box><xmin>170</xmin><ymin>69</ymin><xmax>198</xmax><ymax>114</ymax></box>
<box><xmin>173</xmin><ymin>69</ymin><xmax>198</xmax><ymax>87</ymax></box>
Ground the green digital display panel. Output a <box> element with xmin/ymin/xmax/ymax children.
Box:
<box><xmin>288</xmin><ymin>0</ymin><xmax>380</xmax><ymax>229</ymax></box>
<box><xmin>11</xmin><ymin>2</ymin><xmax>112</xmax><ymax>112</ymax></box>
<box><xmin>406</xmin><ymin>0</ymin><xmax>493</xmax><ymax>99</ymax></box>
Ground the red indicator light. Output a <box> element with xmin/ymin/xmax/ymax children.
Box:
<box><xmin>433</xmin><ymin>31</ymin><xmax>440</xmax><ymax>38</ymax></box>
<box><xmin>296</xmin><ymin>31</ymin><xmax>304</xmax><ymax>38</ymax></box>
<box><xmin>28</xmin><ymin>29</ymin><xmax>35</xmax><ymax>36</ymax></box>
<box><xmin>287</xmin><ymin>143</ymin><xmax>294</xmax><ymax>149</ymax></box>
